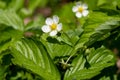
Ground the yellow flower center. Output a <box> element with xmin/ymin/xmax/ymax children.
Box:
<box><xmin>51</xmin><ymin>23</ymin><xmax>57</xmax><ymax>30</ymax></box>
<box><xmin>78</xmin><ymin>7</ymin><xmax>83</xmax><ymax>13</ymax></box>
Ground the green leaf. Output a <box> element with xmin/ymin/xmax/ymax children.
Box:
<box><xmin>0</xmin><ymin>10</ymin><xmax>24</xmax><ymax>31</ymax></box>
<box><xmin>9</xmin><ymin>71</ymin><xmax>34</xmax><ymax>80</ymax></box>
<box><xmin>57</xmin><ymin>32</ymin><xmax>73</xmax><ymax>46</ymax></box>
<box><xmin>57</xmin><ymin>28</ymin><xmax>83</xmax><ymax>46</ymax></box>
<box><xmin>99</xmin><ymin>74</ymin><xmax>117</xmax><ymax>80</ymax></box>
<box><xmin>76</xmin><ymin>12</ymin><xmax>120</xmax><ymax>49</ymax></box>
<box><xmin>65</xmin><ymin>28</ymin><xmax>84</xmax><ymax>45</ymax></box>
<box><xmin>0</xmin><ymin>64</ymin><xmax>8</xmax><ymax>80</ymax></box>
<box><xmin>41</xmin><ymin>36</ymin><xmax>74</xmax><ymax>59</ymax></box>
<box><xmin>97</xmin><ymin>0</ymin><xmax>118</xmax><ymax>10</ymax></box>
<box><xmin>40</xmin><ymin>28</ymin><xmax>83</xmax><ymax>59</ymax></box>
<box><xmin>87</xmin><ymin>46</ymin><xmax>115</xmax><ymax>64</ymax></box>
<box><xmin>0</xmin><ymin>27</ymin><xmax>23</xmax><ymax>53</ymax></box>
<box><xmin>64</xmin><ymin>52</ymin><xmax>87</xmax><ymax>80</ymax></box>
<box><xmin>85</xmin><ymin>0</ymin><xmax>119</xmax><ymax>10</ymax></box>
<box><xmin>11</xmin><ymin>38</ymin><xmax>61</xmax><ymax>80</ymax></box>
<box><xmin>64</xmin><ymin>46</ymin><xmax>115</xmax><ymax>80</ymax></box>
<box><xmin>8</xmin><ymin>0</ymin><xmax>24</xmax><ymax>11</ymax></box>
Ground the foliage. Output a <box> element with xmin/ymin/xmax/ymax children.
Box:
<box><xmin>0</xmin><ymin>0</ymin><xmax>120</xmax><ymax>80</ymax></box>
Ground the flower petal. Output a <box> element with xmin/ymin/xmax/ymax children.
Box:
<box><xmin>45</xmin><ymin>18</ymin><xmax>53</xmax><ymax>25</ymax></box>
<box><xmin>82</xmin><ymin>3</ymin><xmax>88</xmax><ymax>9</ymax></box>
<box><xmin>41</xmin><ymin>25</ymin><xmax>51</xmax><ymax>33</ymax></box>
<box><xmin>76</xmin><ymin>12</ymin><xmax>82</xmax><ymax>18</ymax></box>
<box><xmin>82</xmin><ymin>10</ymin><xmax>89</xmax><ymax>17</ymax></box>
<box><xmin>72</xmin><ymin>6</ymin><xmax>78</xmax><ymax>12</ymax></box>
<box><xmin>53</xmin><ymin>15</ymin><xmax>59</xmax><ymax>24</ymax></box>
<box><xmin>57</xmin><ymin>23</ymin><xmax>62</xmax><ymax>31</ymax></box>
<box><xmin>49</xmin><ymin>30</ymin><xmax>57</xmax><ymax>36</ymax></box>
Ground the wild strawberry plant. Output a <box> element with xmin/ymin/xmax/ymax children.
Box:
<box><xmin>0</xmin><ymin>0</ymin><xmax>120</xmax><ymax>80</ymax></box>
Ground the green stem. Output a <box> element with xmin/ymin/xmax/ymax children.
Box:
<box><xmin>65</xmin><ymin>44</ymin><xmax>87</xmax><ymax>64</ymax></box>
<box><xmin>65</xmin><ymin>47</ymin><xmax>77</xmax><ymax>64</ymax></box>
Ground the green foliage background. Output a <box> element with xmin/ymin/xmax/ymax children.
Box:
<box><xmin>0</xmin><ymin>0</ymin><xmax>120</xmax><ymax>80</ymax></box>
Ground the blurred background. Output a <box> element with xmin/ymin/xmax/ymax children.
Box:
<box><xmin>0</xmin><ymin>0</ymin><xmax>120</xmax><ymax>80</ymax></box>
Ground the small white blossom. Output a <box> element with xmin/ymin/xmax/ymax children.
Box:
<box><xmin>72</xmin><ymin>2</ymin><xmax>89</xmax><ymax>18</ymax></box>
<box><xmin>42</xmin><ymin>15</ymin><xmax>62</xmax><ymax>36</ymax></box>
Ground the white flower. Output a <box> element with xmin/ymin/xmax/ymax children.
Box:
<box><xmin>72</xmin><ymin>2</ymin><xmax>89</xmax><ymax>18</ymax></box>
<box><xmin>41</xmin><ymin>15</ymin><xmax>62</xmax><ymax>36</ymax></box>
